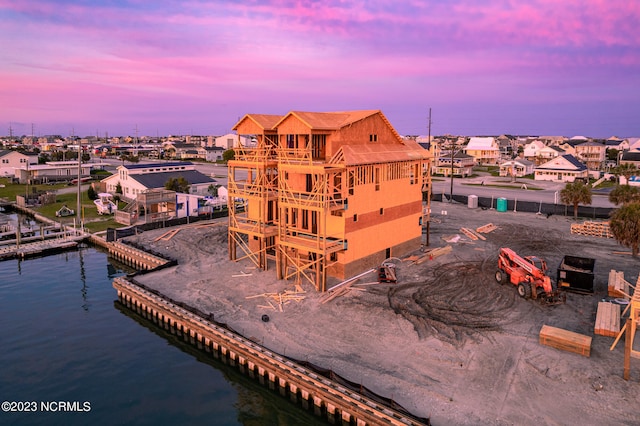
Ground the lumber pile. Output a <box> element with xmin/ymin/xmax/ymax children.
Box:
<box><xmin>570</xmin><ymin>221</ymin><xmax>614</xmax><ymax>238</ymax></box>
<box><xmin>595</xmin><ymin>302</ymin><xmax>621</xmax><ymax>337</ymax></box>
<box><xmin>246</xmin><ymin>290</ymin><xmax>306</xmax><ymax>312</ymax></box>
<box><xmin>539</xmin><ymin>325</ymin><xmax>592</xmax><ymax>357</ymax></box>
<box><xmin>460</xmin><ymin>227</ymin><xmax>485</xmax><ymax>241</ymax></box>
<box><xmin>608</xmin><ymin>269</ymin><xmax>630</xmax><ymax>298</ymax></box>
<box><xmin>476</xmin><ymin>223</ymin><xmax>497</xmax><ymax>234</ymax></box>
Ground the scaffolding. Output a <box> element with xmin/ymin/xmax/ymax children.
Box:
<box><xmin>228</xmin><ymin>134</ymin><xmax>279</xmax><ymax>270</ymax></box>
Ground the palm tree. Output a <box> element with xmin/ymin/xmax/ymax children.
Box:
<box><xmin>560</xmin><ymin>180</ymin><xmax>592</xmax><ymax>218</ymax></box>
<box><xmin>609</xmin><ymin>184</ymin><xmax>640</xmax><ymax>205</ymax></box>
<box><xmin>609</xmin><ymin>202</ymin><xmax>640</xmax><ymax>256</ymax></box>
<box><xmin>613</xmin><ymin>163</ymin><xmax>638</xmax><ymax>185</ymax></box>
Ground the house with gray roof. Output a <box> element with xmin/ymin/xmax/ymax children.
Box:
<box><xmin>100</xmin><ymin>161</ymin><xmax>216</xmax><ymax>202</ymax></box>
<box><xmin>534</xmin><ymin>155</ymin><xmax>588</xmax><ymax>182</ymax></box>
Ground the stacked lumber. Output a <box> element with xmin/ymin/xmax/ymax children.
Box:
<box><xmin>476</xmin><ymin>223</ymin><xmax>497</xmax><ymax>234</ymax></box>
<box><xmin>539</xmin><ymin>325</ymin><xmax>592</xmax><ymax>357</ymax></box>
<box><xmin>608</xmin><ymin>269</ymin><xmax>629</xmax><ymax>297</ymax></box>
<box><xmin>595</xmin><ymin>302</ymin><xmax>621</xmax><ymax>337</ymax></box>
<box><xmin>461</xmin><ymin>227</ymin><xmax>485</xmax><ymax>241</ymax></box>
<box><xmin>570</xmin><ymin>221</ymin><xmax>614</xmax><ymax>238</ymax></box>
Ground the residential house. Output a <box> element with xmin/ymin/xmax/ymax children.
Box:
<box><xmin>0</xmin><ymin>150</ymin><xmax>39</xmax><ymax>179</ymax></box>
<box><xmin>435</xmin><ymin>151</ymin><xmax>475</xmax><ymax>177</ymax></box>
<box><xmin>618</xmin><ymin>151</ymin><xmax>640</xmax><ymax>185</ymax></box>
<box><xmin>605</xmin><ymin>137</ymin><xmax>629</xmax><ymax>152</ymax></box>
<box><xmin>229</xmin><ymin>110</ymin><xmax>431</xmax><ymax>291</ymax></box>
<box><xmin>100</xmin><ymin>162</ymin><xmax>216</xmax><ymax>202</ymax></box>
<box><xmin>628</xmin><ymin>137</ymin><xmax>640</xmax><ymax>151</ymax></box>
<box><xmin>536</xmin><ymin>145</ymin><xmax>565</xmax><ymax>164</ymax></box>
<box><xmin>499</xmin><ymin>159</ymin><xmax>535</xmax><ymax>178</ymax></box>
<box><xmin>464</xmin><ymin>137</ymin><xmax>500</xmax><ymax>165</ymax></box>
<box><xmin>574</xmin><ymin>140</ymin><xmax>606</xmax><ymax>171</ymax></box>
<box><xmin>534</xmin><ymin>155</ymin><xmax>589</xmax><ymax>182</ymax></box>
<box><xmin>162</xmin><ymin>142</ymin><xmax>206</xmax><ymax>160</ymax></box>
<box><xmin>15</xmin><ymin>161</ymin><xmax>92</xmax><ymax>184</ymax></box>
<box><xmin>205</xmin><ymin>147</ymin><xmax>225</xmax><ymax>162</ymax></box>
<box><xmin>214</xmin><ymin>133</ymin><xmax>253</xmax><ymax>150</ymax></box>
<box><xmin>522</xmin><ymin>140</ymin><xmax>545</xmax><ymax>163</ymax></box>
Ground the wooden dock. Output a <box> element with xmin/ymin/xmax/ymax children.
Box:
<box><xmin>0</xmin><ymin>236</ymin><xmax>85</xmax><ymax>260</ymax></box>
<box><xmin>113</xmin><ymin>277</ymin><xmax>429</xmax><ymax>426</ymax></box>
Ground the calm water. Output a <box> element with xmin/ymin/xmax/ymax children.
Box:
<box><xmin>0</xmin><ymin>247</ymin><xmax>327</xmax><ymax>426</ymax></box>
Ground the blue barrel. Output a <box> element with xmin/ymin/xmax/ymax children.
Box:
<box><xmin>496</xmin><ymin>197</ymin><xmax>507</xmax><ymax>212</ymax></box>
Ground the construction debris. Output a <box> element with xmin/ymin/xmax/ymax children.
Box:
<box><xmin>246</xmin><ymin>289</ymin><xmax>306</xmax><ymax>311</ymax></box>
<box><xmin>608</xmin><ymin>269</ymin><xmax>631</xmax><ymax>298</ymax></box>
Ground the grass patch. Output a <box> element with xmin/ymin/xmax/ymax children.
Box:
<box><xmin>464</xmin><ymin>183</ymin><xmax>543</xmax><ymax>190</ymax></box>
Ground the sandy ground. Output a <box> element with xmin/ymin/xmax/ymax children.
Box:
<box><xmin>124</xmin><ymin>201</ymin><xmax>640</xmax><ymax>426</ymax></box>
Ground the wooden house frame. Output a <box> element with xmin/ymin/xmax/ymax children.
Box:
<box><xmin>228</xmin><ymin>110</ymin><xmax>431</xmax><ymax>291</ymax></box>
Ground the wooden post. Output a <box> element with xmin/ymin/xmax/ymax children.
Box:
<box><xmin>624</xmin><ymin>317</ymin><xmax>632</xmax><ymax>380</ymax></box>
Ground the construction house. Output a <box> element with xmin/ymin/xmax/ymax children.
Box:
<box><xmin>228</xmin><ymin>110</ymin><xmax>431</xmax><ymax>291</ymax></box>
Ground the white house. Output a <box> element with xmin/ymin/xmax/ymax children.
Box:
<box><xmin>214</xmin><ymin>133</ymin><xmax>253</xmax><ymax>150</ymax></box>
<box><xmin>16</xmin><ymin>161</ymin><xmax>93</xmax><ymax>184</ymax></box>
<box><xmin>464</xmin><ymin>137</ymin><xmax>500</xmax><ymax>165</ymax></box>
<box><xmin>499</xmin><ymin>159</ymin><xmax>535</xmax><ymax>178</ymax></box>
<box><xmin>0</xmin><ymin>150</ymin><xmax>39</xmax><ymax>179</ymax></box>
<box><xmin>101</xmin><ymin>161</ymin><xmax>217</xmax><ymax>202</ymax></box>
<box><xmin>534</xmin><ymin>155</ymin><xmax>589</xmax><ymax>182</ymax></box>
<box><xmin>522</xmin><ymin>140</ymin><xmax>545</xmax><ymax>162</ymax></box>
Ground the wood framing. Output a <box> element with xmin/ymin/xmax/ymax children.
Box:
<box><xmin>228</xmin><ymin>110</ymin><xmax>432</xmax><ymax>291</ymax></box>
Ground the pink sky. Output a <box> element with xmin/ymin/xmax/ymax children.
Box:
<box><xmin>1</xmin><ymin>0</ymin><xmax>639</xmax><ymax>138</ymax></box>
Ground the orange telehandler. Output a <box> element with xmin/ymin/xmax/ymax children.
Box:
<box><xmin>495</xmin><ymin>248</ymin><xmax>566</xmax><ymax>305</ymax></box>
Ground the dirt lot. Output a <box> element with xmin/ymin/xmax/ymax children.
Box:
<box><xmin>124</xmin><ymin>201</ymin><xmax>640</xmax><ymax>426</ymax></box>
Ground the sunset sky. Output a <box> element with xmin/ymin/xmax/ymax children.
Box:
<box><xmin>2</xmin><ymin>0</ymin><xmax>639</xmax><ymax>138</ymax></box>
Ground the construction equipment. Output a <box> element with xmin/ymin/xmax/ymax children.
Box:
<box><xmin>496</xmin><ymin>247</ymin><xmax>566</xmax><ymax>305</ymax></box>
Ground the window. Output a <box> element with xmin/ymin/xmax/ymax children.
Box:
<box><xmin>353</xmin><ymin>214</ymin><xmax>358</xmax><ymax>222</ymax></box>
<box><xmin>330</xmin><ymin>252</ymin><xmax>337</xmax><ymax>261</ymax></box>
<box><xmin>369</xmin><ymin>134</ymin><xmax>378</xmax><ymax>142</ymax></box>
<box><xmin>380</xmin><ymin>208</ymin><xmax>384</xmax><ymax>215</ymax></box>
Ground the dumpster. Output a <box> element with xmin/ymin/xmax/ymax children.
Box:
<box><xmin>557</xmin><ymin>255</ymin><xmax>595</xmax><ymax>293</ymax></box>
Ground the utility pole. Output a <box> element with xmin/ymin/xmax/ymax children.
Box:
<box><xmin>425</xmin><ymin>108</ymin><xmax>432</xmax><ymax>246</ymax></box>
<box><xmin>449</xmin><ymin>137</ymin><xmax>455</xmax><ymax>203</ymax></box>
<box><xmin>75</xmin><ymin>128</ymin><xmax>82</xmax><ymax>228</ymax></box>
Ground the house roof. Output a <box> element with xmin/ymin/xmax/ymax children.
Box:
<box><xmin>338</xmin><ymin>141</ymin><xmax>429</xmax><ymax>166</ymax></box>
<box><xmin>621</xmin><ymin>151</ymin><xmax>640</xmax><ymax>162</ymax></box>
<box><xmin>501</xmin><ymin>158</ymin><xmax>534</xmax><ymax>167</ymax></box>
<box><xmin>130</xmin><ymin>170</ymin><xmax>215</xmax><ymax>190</ymax></box>
<box><xmin>577</xmin><ymin>140</ymin><xmax>605</xmax><ymax>147</ymax></box>
<box><xmin>232</xmin><ymin>114</ymin><xmax>283</xmax><ymax>131</ymax></box>
<box><xmin>466</xmin><ymin>137</ymin><xmax>497</xmax><ymax>150</ymax></box>
<box><xmin>123</xmin><ymin>162</ymin><xmax>193</xmax><ymax>170</ymax></box>
<box><xmin>536</xmin><ymin>154</ymin><xmax>587</xmax><ymax>171</ymax></box>
<box><xmin>276</xmin><ymin>110</ymin><xmax>380</xmax><ymax>131</ymax></box>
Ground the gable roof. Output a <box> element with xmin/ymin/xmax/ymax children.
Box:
<box><xmin>501</xmin><ymin>158</ymin><xmax>534</xmax><ymax>167</ymax></box>
<box><xmin>232</xmin><ymin>114</ymin><xmax>283</xmax><ymax>131</ymax></box>
<box><xmin>130</xmin><ymin>170</ymin><xmax>215</xmax><ymax>190</ymax></box>
<box><xmin>466</xmin><ymin>137</ymin><xmax>497</xmax><ymax>150</ymax></box>
<box><xmin>536</xmin><ymin>154</ymin><xmax>587</xmax><ymax>171</ymax></box>
<box><xmin>276</xmin><ymin>110</ymin><xmax>380</xmax><ymax>131</ymax></box>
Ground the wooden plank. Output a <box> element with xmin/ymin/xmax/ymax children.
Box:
<box><xmin>476</xmin><ymin>223</ymin><xmax>497</xmax><ymax>233</ymax></box>
<box><xmin>539</xmin><ymin>324</ymin><xmax>592</xmax><ymax>357</ymax></box>
<box><xmin>460</xmin><ymin>228</ymin><xmax>478</xmax><ymax>240</ymax></box>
